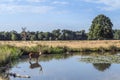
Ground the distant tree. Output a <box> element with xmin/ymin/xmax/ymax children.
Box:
<box><xmin>113</xmin><ymin>30</ymin><xmax>120</xmax><ymax>40</ymax></box>
<box><xmin>52</xmin><ymin>29</ymin><xmax>61</xmax><ymax>40</ymax></box>
<box><xmin>11</xmin><ymin>31</ymin><xmax>18</xmax><ymax>40</ymax></box>
<box><xmin>5</xmin><ymin>32</ymin><xmax>12</xmax><ymax>40</ymax></box>
<box><xmin>88</xmin><ymin>14</ymin><xmax>113</xmax><ymax>40</ymax></box>
<box><xmin>61</xmin><ymin>30</ymin><xmax>74</xmax><ymax>40</ymax></box>
<box><xmin>37</xmin><ymin>32</ymin><xmax>44</xmax><ymax>40</ymax></box>
<box><xmin>0</xmin><ymin>32</ymin><xmax>6</xmax><ymax>40</ymax></box>
<box><xmin>43</xmin><ymin>32</ymin><xmax>51</xmax><ymax>40</ymax></box>
<box><xmin>0</xmin><ymin>29</ymin><xmax>88</xmax><ymax>40</ymax></box>
<box><xmin>30</xmin><ymin>35</ymin><xmax>36</xmax><ymax>41</ymax></box>
<box><xmin>21</xmin><ymin>27</ymin><xmax>27</xmax><ymax>40</ymax></box>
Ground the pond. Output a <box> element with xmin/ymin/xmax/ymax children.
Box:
<box><xmin>2</xmin><ymin>53</ymin><xmax>120</xmax><ymax>80</ymax></box>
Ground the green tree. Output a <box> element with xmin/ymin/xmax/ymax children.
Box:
<box><xmin>30</xmin><ymin>35</ymin><xmax>36</xmax><ymax>41</ymax></box>
<box><xmin>88</xmin><ymin>14</ymin><xmax>113</xmax><ymax>40</ymax></box>
<box><xmin>11</xmin><ymin>31</ymin><xmax>18</xmax><ymax>40</ymax></box>
<box><xmin>113</xmin><ymin>30</ymin><xmax>120</xmax><ymax>39</ymax></box>
<box><xmin>52</xmin><ymin>29</ymin><xmax>61</xmax><ymax>40</ymax></box>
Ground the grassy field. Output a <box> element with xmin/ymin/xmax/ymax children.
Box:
<box><xmin>0</xmin><ymin>40</ymin><xmax>120</xmax><ymax>49</ymax></box>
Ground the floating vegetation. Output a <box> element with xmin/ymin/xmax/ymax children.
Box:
<box><xmin>80</xmin><ymin>53</ymin><xmax>120</xmax><ymax>63</ymax></box>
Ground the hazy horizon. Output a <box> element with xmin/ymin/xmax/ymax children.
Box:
<box><xmin>0</xmin><ymin>0</ymin><xmax>120</xmax><ymax>32</ymax></box>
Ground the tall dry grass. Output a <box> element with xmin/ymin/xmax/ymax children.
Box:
<box><xmin>0</xmin><ymin>40</ymin><xmax>120</xmax><ymax>49</ymax></box>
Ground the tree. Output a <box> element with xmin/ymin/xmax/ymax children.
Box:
<box><xmin>21</xmin><ymin>27</ymin><xmax>27</xmax><ymax>41</ymax></box>
<box><xmin>113</xmin><ymin>30</ymin><xmax>120</xmax><ymax>39</ymax></box>
<box><xmin>37</xmin><ymin>32</ymin><xmax>44</xmax><ymax>40</ymax></box>
<box><xmin>52</xmin><ymin>29</ymin><xmax>61</xmax><ymax>40</ymax></box>
<box><xmin>11</xmin><ymin>31</ymin><xmax>18</xmax><ymax>40</ymax></box>
<box><xmin>88</xmin><ymin>14</ymin><xmax>113</xmax><ymax>40</ymax></box>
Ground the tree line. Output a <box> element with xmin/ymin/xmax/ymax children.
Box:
<box><xmin>0</xmin><ymin>28</ymin><xmax>119</xmax><ymax>41</ymax></box>
<box><xmin>0</xmin><ymin>14</ymin><xmax>120</xmax><ymax>41</ymax></box>
<box><xmin>0</xmin><ymin>29</ymin><xmax>87</xmax><ymax>41</ymax></box>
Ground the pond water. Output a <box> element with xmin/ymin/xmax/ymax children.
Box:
<box><xmin>4</xmin><ymin>53</ymin><xmax>120</xmax><ymax>80</ymax></box>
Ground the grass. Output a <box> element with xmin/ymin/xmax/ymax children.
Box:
<box><xmin>20</xmin><ymin>45</ymin><xmax>69</xmax><ymax>55</ymax></box>
<box><xmin>0</xmin><ymin>40</ymin><xmax>120</xmax><ymax>49</ymax></box>
<box><xmin>0</xmin><ymin>40</ymin><xmax>120</xmax><ymax>53</ymax></box>
<box><xmin>0</xmin><ymin>45</ymin><xmax>22</xmax><ymax>67</ymax></box>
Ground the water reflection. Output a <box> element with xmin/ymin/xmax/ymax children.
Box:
<box><xmin>93</xmin><ymin>63</ymin><xmax>111</xmax><ymax>72</ymax></box>
<box><xmin>29</xmin><ymin>58</ymin><xmax>43</xmax><ymax>73</ymax></box>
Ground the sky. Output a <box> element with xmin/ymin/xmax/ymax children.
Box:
<box><xmin>0</xmin><ymin>0</ymin><xmax>120</xmax><ymax>32</ymax></box>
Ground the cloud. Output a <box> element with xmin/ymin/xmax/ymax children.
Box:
<box><xmin>52</xmin><ymin>1</ymin><xmax>69</xmax><ymax>5</ymax></box>
<box><xmin>84</xmin><ymin>0</ymin><xmax>120</xmax><ymax>11</ymax></box>
<box><xmin>0</xmin><ymin>0</ymin><xmax>46</xmax><ymax>3</ymax></box>
<box><xmin>0</xmin><ymin>4</ymin><xmax>54</xmax><ymax>14</ymax></box>
<box><xmin>26</xmin><ymin>0</ymin><xmax>46</xmax><ymax>3</ymax></box>
<box><xmin>0</xmin><ymin>0</ymin><xmax>69</xmax><ymax>14</ymax></box>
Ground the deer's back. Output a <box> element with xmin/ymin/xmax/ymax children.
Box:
<box><xmin>29</xmin><ymin>52</ymin><xmax>39</xmax><ymax>58</ymax></box>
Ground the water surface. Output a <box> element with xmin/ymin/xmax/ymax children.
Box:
<box><xmin>7</xmin><ymin>53</ymin><xmax>120</xmax><ymax>80</ymax></box>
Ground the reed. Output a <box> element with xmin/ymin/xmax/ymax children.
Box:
<box><xmin>0</xmin><ymin>45</ymin><xmax>22</xmax><ymax>66</ymax></box>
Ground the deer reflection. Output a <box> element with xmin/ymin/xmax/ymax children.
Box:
<box><xmin>93</xmin><ymin>63</ymin><xmax>111</xmax><ymax>72</ymax></box>
<box><xmin>29</xmin><ymin>59</ymin><xmax>43</xmax><ymax>73</ymax></box>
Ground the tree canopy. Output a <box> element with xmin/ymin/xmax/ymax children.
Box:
<box><xmin>88</xmin><ymin>14</ymin><xmax>113</xmax><ymax>40</ymax></box>
<box><xmin>0</xmin><ymin>29</ymin><xmax>88</xmax><ymax>41</ymax></box>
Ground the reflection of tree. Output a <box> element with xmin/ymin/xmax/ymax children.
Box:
<box><xmin>93</xmin><ymin>63</ymin><xmax>111</xmax><ymax>72</ymax></box>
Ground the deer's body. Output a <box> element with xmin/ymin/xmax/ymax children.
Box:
<box><xmin>29</xmin><ymin>52</ymin><xmax>42</xmax><ymax>60</ymax></box>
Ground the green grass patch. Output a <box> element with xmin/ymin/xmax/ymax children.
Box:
<box><xmin>0</xmin><ymin>45</ymin><xmax>22</xmax><ymax>66</ymax></box>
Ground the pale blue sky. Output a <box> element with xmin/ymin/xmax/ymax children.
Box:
<box><xmin>0</xmin><ymin>0</ymin><xmax>120</xmax><ymax>32</ymax></box>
